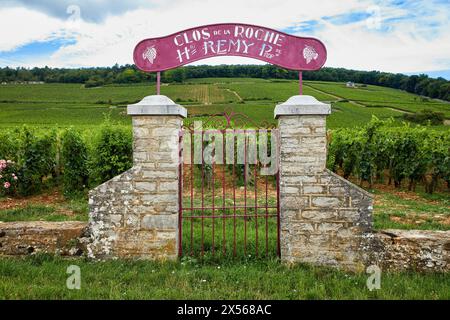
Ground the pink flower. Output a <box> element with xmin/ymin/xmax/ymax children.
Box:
<box><xmin>4</xmin><ymin>182</ymin><xmax>10</xmax><ymax>189</ymax></box>
<box><xmin>13</xmin><ymin>176</ymin><xmax>18</xmax><ymax>180</ymax></box>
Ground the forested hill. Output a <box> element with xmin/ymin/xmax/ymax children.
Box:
<box><xmin>0</xmin><ymin>64</ymin><xmax>449</xmax><ymax>101</ymax></box>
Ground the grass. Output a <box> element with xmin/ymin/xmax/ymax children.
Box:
<box><xmin>181</xmin><ymin>211</ymin><xmax>279</xmax><ymax>261</ymax></box>
<box><xmin>1</xmin><ymin>78</ymin><xmax>447</xmax><ymax>130</ymax></box>
<box><xmin>373</xmin><ymin>188</ymin><xmax>450</xmax><ymax>231</ymax></box>
<box><xmin>185</xmin><ymin>103</ymin><xmax>278</xmax><ymax>127</ymax></box>
<box><xmin>0</xmin><ymin>79</ymin><xmax>448</xmax><ymax>300</ymax></box>
<box><xmin>305</xmin><ymin>81</ymin><xmax>450</xmax><ymax>117</ymax></box>
<box><xmin>0</xmin><ymin>192</ymin><xmax>88</xmax><ymax>222</ymax></box>
<box><xmin>328</xmin><ymin>102</ymin><xmax>404</xmax><ymax>128</ymax></box>
<box><xmin>220</xmin><ymin>81</ymin><xmax>337</xmax><ymax>102</ymax></box>
<box><xmin>1</xmin><ymin>184</ymin><xmax>448</xmax><ymax>300</ymax></box>
<box><xmin>0</xmin><ymin>205</ymin><xmax>87</xmax><ymax>222</ymax></box>
<box><xmin>0</xmin><ymin>103</ymin><xmax>129</xmax><ymax>128</ymax></box>
<box><xmin>0</xmin><ymin>254</ymin><xmax>449</xmax><ymax>299</ymax></box>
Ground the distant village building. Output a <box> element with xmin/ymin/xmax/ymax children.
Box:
<box><xmin>5</xmin><ymin>81</ymin><xmax>45</xmax><ymax>85</ymax></box>
<box><xmin>346</xmin><ymin>81</ymin><xmax>356</xmax><ymax>88</ymax></box>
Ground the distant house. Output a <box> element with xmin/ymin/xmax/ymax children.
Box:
<box><xmin>346</xmin><ymin>81</ymin><xmax>356</xmax><ymax>88</ymax></box>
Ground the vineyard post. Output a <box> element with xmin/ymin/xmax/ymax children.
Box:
<box><xmin>156</xmin><ymin>71</ymin><xmax>161</xmax><ymax>95</ymax></box>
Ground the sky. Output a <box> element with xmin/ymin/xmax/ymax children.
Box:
<box><xmin>0</xmin><ymin>0</ymin><xmax>449</xmax><ymax>79</ymax></box>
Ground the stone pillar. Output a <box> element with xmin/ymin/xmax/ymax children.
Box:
<box><xmin>275</xmin><ymin>96</ymin><xmax>373</xmax><ymax>271</ymax></box>
<box><xmin>87</xmin><ymin>95</ymin><xmax>186</xmax><ymax>260</ymax></box>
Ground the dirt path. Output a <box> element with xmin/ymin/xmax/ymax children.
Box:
<box><xmin>0</xmin><ymin>190</ymin><xmax>65</xmax><ymax>210</ymax></box>
<box><xmin>304</xmin><ymin>84</ymin><xmax>366</xmax><ymax>107</ymax></box>
<box><xmin>202</xmin><ymin>85</ymin><xmax>211</xmax><ymax>105</ymax></box>
<box><xmin>385</xmin><ymin>107</ymin><xmax>411</xmax><ymax>114</ymax></box>
<box><xmin>305</xmin><ymin>84</ymin><xmax>418</xmax><ymax>115</ymax></box>
<box><xmin>225</xmin><ymin>88</ymin><xmax>243</xmax><ymax>102</ymax></box>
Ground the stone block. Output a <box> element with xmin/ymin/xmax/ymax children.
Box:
<box><xmin>311</xmin><ymin>196</ymin><xmax>342</xmax><ymax>208</ymax></box>
<box><xmin>300</xmin><ymin>209</ymin><xmax>338</xmax><ymax>221</ymax></box>
<box><xmin>135</xmin><ymin>181</ymin><xmax>157</xmax><ymax>192</ymax></box>
<box><xmin>303</xmin><ymin>185</ymin><xmax>326</xmax><ymax>194</ymax></box>
<box><xmin>141</xmin><ymin>214</ymin><xmax>178</xmax><ymax>230</ymax></box>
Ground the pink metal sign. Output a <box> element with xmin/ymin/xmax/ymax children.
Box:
<box><xmin>134</xmin><ymin>23</ymin><xmax>327</xmax><ymax>72</ymax></box>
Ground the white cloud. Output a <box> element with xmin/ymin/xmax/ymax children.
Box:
<box><xmin>321</xmin><ymin>1</ymin><xmax>450</xmax><ymax>73</ymax></box>
<box><xmin>314</xmin><ymin>17</ymin><xmax>450</xmax><ymax>73</ymax></box>
<box><xmin>2</xmin><ymin>0</ymin><xmax>161</xmax><ymax>22</ymax></box>
<box><xmin>1</xmin><ymin>0</ymin><xmax>449</xmax><ymax>74</ymax></box>
<box><xmin>0</xmin><ymin>7</ymin><xmax>67</xmax><ymax>52</ymax></box>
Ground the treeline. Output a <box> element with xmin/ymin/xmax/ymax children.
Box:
<box><xmin>0</xmin><ymin>64</ymin><xmax>449</xmax><ymax>101</ymax></box>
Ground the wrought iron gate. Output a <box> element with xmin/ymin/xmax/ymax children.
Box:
<box><xmin>178</xmin><ymin>112</ymin><xmax>280</xmax><ymax>259</ymax></box>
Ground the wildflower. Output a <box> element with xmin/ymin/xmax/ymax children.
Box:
<box><xmin>4</xmin><ymin>182</ymin><xmax>10</xmax><ymax>189</ymax></box>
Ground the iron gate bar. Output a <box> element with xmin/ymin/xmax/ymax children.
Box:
<box><xmin>254</xmin><ymin>158</ymin><xmax>258</xmax><ymax>257</ymax></box>
<box><xmin>222</xmin><ymin>130</ymin><xmax>226</xmax><ymax>256</ymax></box>
<box><xmin>182</xmin><ymin>205</ymin><xmax>278</xmax><ymax>210</ymax></box>
<box><xmin>232</xmin><ymin>142</ymin><xmax>237</xmax><ymax>257</ymax></box>
<box><xmin>211</xmin><ymin>136</ymin><xmax>215</xmax><ymax>256</ymax></box>
<box><xmin>276</xmin><ymin>164</ymin><xmax>281</xmax><ymax>257</ymax></box>
<box><xmin>181</xmin><ymin>214</ymin><xmax>278</xmax><ymax>219</ymax></box>
<box><xmin>190</xmin><ymin>130</ymin><xmax>194</xmax><ymax>256</ymax></box>
<box><xmin>265</xmin><ymin>165</ymin><xmax>269</xmax><ymax>257</ymax></box>
<box><xmin>201</xmin><ymin>130</ymin><xmax>205</xmax><ymax>256</ymax></box>
<box><xmin>244</xmin><ymin>131</ymin><xmax>247</xmax><ymax>256</ymax></box>
<box><xmin>178</xmin><ymin>130</ymin><xmax>183</xmax><ymax>257</ymax></box>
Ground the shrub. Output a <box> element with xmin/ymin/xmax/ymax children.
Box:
<box><xmin>0</xmin><ymin>129</ymin><xmax>21</xmax><ymax>162</ymax></box>
<box><xmin>85</xmin><ymin>76</ymin><xmax>104</xmax><ymax>88</ymax></box>
<box><xmin>327</xmin><ymin>118</ymin><xmax>450</xmax><ymax>193</ymax></box>
<box><xmin>17</xmin><ymin>128</ymin><xmax>57</xmax><ymax>196</ymax></box>
<box><xmin>403</xmin><ymin>109</ymin><xmax>445</xmax><ymax>125</ymax></box>
<box><xmin>90</xmin><ymin>125</ymin><xmax>132</xmax><ymax>184</ymax></box>
<box><xmin>0</xmin><ymin>159</ymin><xmax>19</xmax><ymax>196</ymax></box>
<box><xmin>61</xmin><ymin>128</ymin><xmax>89</xmax><ymax>196</ymax></box>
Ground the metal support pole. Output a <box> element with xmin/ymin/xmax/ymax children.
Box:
<box><xmin>156</xmin><ymin>71</ymin><xmax>161</xmax><ymax>95</ymax></box>
<box><xmin>299</xmin><ymin>71</ymin><xmax>303</xmax><ymax>95</ymax></box>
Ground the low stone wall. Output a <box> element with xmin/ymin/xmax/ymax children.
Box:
<box><xmin>87</xmin><ymin>165</ymin><xmax>179</xmax><ymax>260</ymax></box>
<box><xmin>279</xmin><ymin>169</ymin><xmax>373</xmax><ymax>271</ymax></box>
<box><xmin>0</xmin><ymin>221</ymin><xmax>88</xmax><ymax>256</ymax></box>
<box><xmin>1</xmin><ymin>221</ymin><xmax>448</xmax><ymax>273</ymax></box>
<box><xmin>367</xmin><ymin>229</ymin><xmax>450</xmax><ymax>272</ymax></box>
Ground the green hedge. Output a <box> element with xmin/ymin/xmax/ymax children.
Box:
<box><xmin>328</xmin><ymin>117</ymin><xmax>450</xmax><ymax>193</ymax></box>
<box><xmin>89</xmin><ymin>125</ymin><xmax>133</xmax><ymax>185</ymax></box>
<box><xmin>61</xmin><ymin>128</ymin><xmax>89</xmax><ymax>195</ymax></box>
<box><xmin>17</xmin><ymin>128</ymin><xmax>57</xmax><ymax>195</ymax></box>
<box><xmin>1</xmin><ymin>119</ymin><xmax>448</xmax><ymax>197</ymax></box>
<box><xmin>0</xmin><ymin>124</ymin><xmax>132</xmax><ymax>196</ymax></box>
